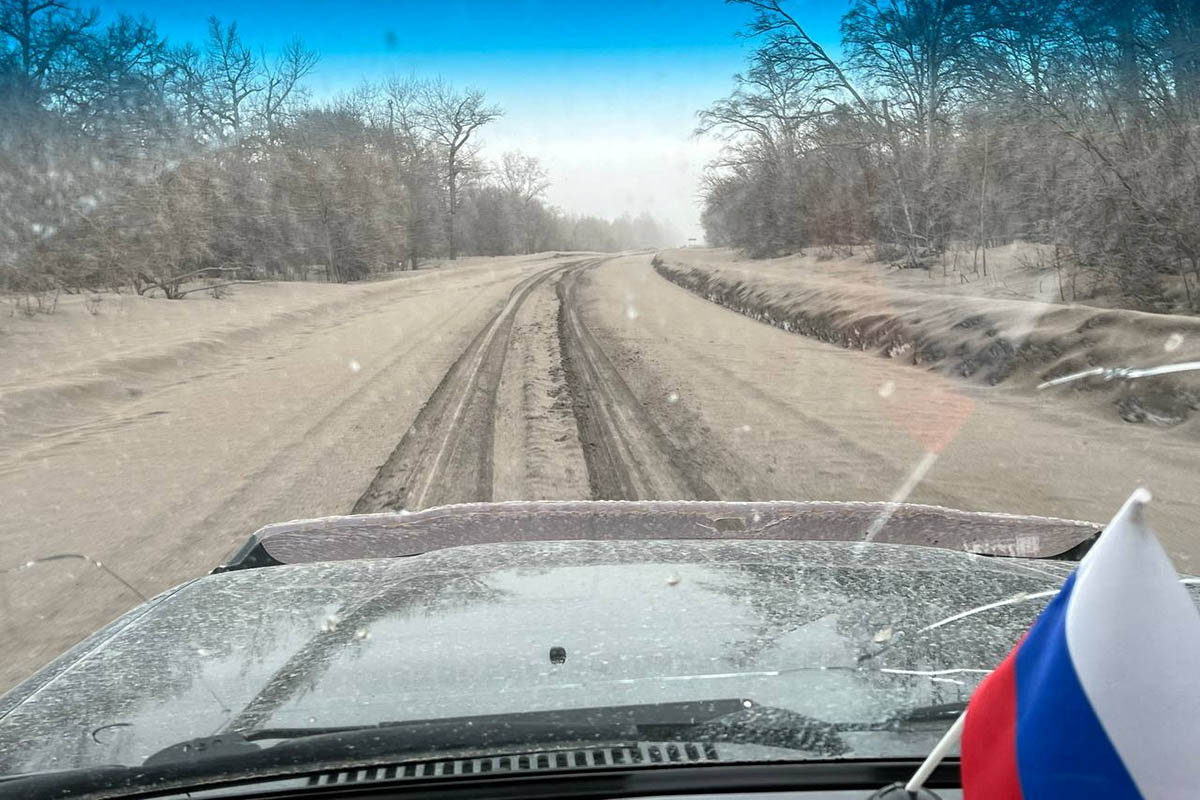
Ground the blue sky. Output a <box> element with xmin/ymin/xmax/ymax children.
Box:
<box><xmin>97</xmin><ymin>0</ymin><xmax>849</xmax><ymax>240</ymax></box>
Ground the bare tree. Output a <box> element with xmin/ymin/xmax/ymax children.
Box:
<box><xmin>728</xmin><ymin>0</ymin><xmax>927</xmax><ymax>264</ymax></box>
<box><xmin>413</xmin><ymin>79</ymin><xmax>502</xmax><ymax>259</ymax></box>
<box><xmin>203</xmin><ymin>17</ymin><xmax>259</xmax><ymax>139</ymax></box>
<box><xmin>842</xmin><ymin>0</ymin><xmax>991</xmax><ymax>160</ymax></box>
<box><xmin>56</xmin><ymin>14</ymin><xmax>174</xmax><ymax>144</ymax></box>
<box><xmin>377</xmin><ymin>76</ymin><xmax>446</xmax><ymax>266</ymax></box>
<box><xmin>260</xmin><ymin>37</ymin><xmax>318</xmax><ymax>139</ymax></box>
<box><xmin>497</xmin><ymin>150</ymin><xmax>549</xmax><ymax>252</ymax></box>
<box><xmin>122</xmin><ymin>160</ymin><xmax>215</xmax><ymax>297</ymax></box>
<box><xmin>697</xmin><ymin>51</ymin><xmax>822</xmax><ymax>254</ymax></box>
<box><xmin>0</xmin><ymin>0</ymin><xmax>97</xmax><ymax>101</ymax></box>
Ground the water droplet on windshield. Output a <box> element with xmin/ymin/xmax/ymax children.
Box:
<box><xmin>666</xmin><ymin>391</ymin><xmax>679</xmax><ymax>403</ymax></box>
<box><xmin>1165</xmin><ymin>333</ymin><xmax>1184</xmax><ymax>352</ymax></box>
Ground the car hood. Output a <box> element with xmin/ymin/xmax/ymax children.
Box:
<box><xmin>0</xmin><ymin>539</ymin><xmax>1075</xmax><ymax>776</ymax></box>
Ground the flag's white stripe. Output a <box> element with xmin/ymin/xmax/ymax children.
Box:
<box><xmin>1064</xmin><ymin>489</ymin><xmax>1200</xmax><ymax>799</ymax></box>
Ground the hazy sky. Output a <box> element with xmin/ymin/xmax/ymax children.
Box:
<box><xmin>97</xmin><ymin>0</ymin><xmax>848</xmax><ymax>241</ymax></box>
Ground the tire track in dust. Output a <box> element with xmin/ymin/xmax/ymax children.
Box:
<box><xmin>353</xmin><ymin>260</ymin><xmax>592</xmax><ymax>512</ymax></box>
<box><xmin>556</xmin><ymin>260</ymin><xmax>719</xmax><ymax>501</ymax></box>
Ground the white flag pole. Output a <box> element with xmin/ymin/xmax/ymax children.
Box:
<box><xmin>904</xmin><ymin>710</ymin><xmax>966</xmax><ymax>793</ymax></box>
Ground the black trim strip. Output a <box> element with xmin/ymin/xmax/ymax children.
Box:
<box><xmin>1</xmin><ymin>759</ymin><xmax>961</xmax><ymax>800</ymax></box>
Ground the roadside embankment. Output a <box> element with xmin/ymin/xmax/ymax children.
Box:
<box><xmin>653</xmin><ymin>248</ymin><xmax>1200</xmax><ymax>431</ymax></box>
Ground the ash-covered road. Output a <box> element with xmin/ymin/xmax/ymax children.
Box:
<box><xmin>357</xmin><ymin>252</ymin><xmax>1200</xmax><ymax>558</ymax></box>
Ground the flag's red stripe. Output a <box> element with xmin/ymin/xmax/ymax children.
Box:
<box><xmin>962</xmin><ymin>647</ymin><xmax>1023</xmax><ymax>800</ymax></box>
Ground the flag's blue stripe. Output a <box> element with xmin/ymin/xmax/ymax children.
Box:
<box><xmin>1013</xmin><ymin>571</ymin><xmax>1142</xmax><ymax>798</ymax></box>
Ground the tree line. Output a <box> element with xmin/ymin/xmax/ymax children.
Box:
<box><xmin>698</xmin><ymin>0</ymin><xmax>1200</xmax><ymax>311</ymax></box>
<box><xmin>1</xmin><ymin>1</ymin><xmax>676</xmax><ymax>297</ymax></box>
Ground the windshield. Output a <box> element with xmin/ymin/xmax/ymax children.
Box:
<box><xmin>3</xmin><ymin>0</ymin><xmax>1200</xmax><ymax>792</ymax></box>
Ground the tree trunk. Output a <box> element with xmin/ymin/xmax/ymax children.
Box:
<box><xmin>447</xmin><ymin>168</ymin><xmax>457</xmax><ymax>261</ymax></box>
<box><xmin>978</xmin><ymin>135</ymin><xmax>989</xmax><ymax>277</ymax></box>
<box><xmin>881</xmin><ymin>100</ymin><xmax>921</xmax><ymax>268</ymax></box>
<box><xmin>324</xmin><ymin>226</ymin><xmax>338</xmax><ymax>282</ymax></box>
<box><xmin>446</xmin><ymin>143</ymin><xmax>460</xmax><ymax>261</ymax></box>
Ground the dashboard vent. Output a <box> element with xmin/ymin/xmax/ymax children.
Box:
<box><xmin>306</xmin><ymin>741</ymin><xmax>720</xmax><ymax>787</ymax></box>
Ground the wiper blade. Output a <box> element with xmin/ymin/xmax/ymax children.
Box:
<box><xmin>144</xmin><ymin>698</ymin><xmax>850</xmax><ymax>770</ymax></box>
<box><xmin>244</xmin><ymin>724</ymin><xmax>377</xmax><ymax>742</ymax></box>
<box><xmin>5</xmin><ymin>699</ymin><xmax>863</xmax><ymax>799</ymax></box>
<box><xmin>239</xmin><ymin>700</ymin><xmax>849</xmax><ymax>759</ymax></box>
<box><xmin>1037</xmin><ymin>359</ymin><xmax>1200</xmax><ymax>389</ymax></box>
<box><xmin>148</xmin><ymin>699</ymin><xmax>754</xmax><ymax>765</ymax></box>
<box><xmin>835</xmin><ymin>701</ymin><xmax>967</xmax><ymax>733</ymax></box>
<box><xmin>892</xmin><ymin>701</ymin><xmax>965</xmax><ymax>724</ymax></box>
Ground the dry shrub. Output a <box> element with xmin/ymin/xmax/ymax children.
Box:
<box><xmin>10</xmin><ymin>288</ymin><xmax>60</xmax><ymax>317</ymax></box>
<box><xmin>872</xmin><ymin>242</ymin><xmax>908</xmax><ymax>264</ymax></box>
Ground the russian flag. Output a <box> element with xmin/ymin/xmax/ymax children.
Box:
<box><xmin>961</xmin><ymin>489</ymin><xmax>1200</xmax><ymax>799</ymax></box>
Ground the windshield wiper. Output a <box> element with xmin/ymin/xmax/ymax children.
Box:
<box><xmin>4</xmin><ymin>700</ymin><xmax>767</xmax><ymax>797</ymax></box>
<box><xmin>139</xmin><ymin>697</ymin><xmax>850</xmax><ymax>772</ymax></box>
<box><xmin>823</xmin><ymin>701</ymin><xmax>966</xmax><ymax>734</ymax></box>
<box><xmin>232</xmin><ymin>700</ymin><xmax>953</xmax><ymax>755</ymax></box>
<box><xmin>893</xmin><ymin>701</ymin><xmax>965</xmax><ymax>723</ymax></box>
<box><xmin>147</xmin><ymin>698</ymin><xmax>849</xmax><ymax>765</ymax></box>
<box><xmin>144</xmin><ymin>698</ymin><xmax>751</xmax><ymax>766</ymax></box>
<box><xmin>196</xmin><ymin>699</ymin><xmax>961</xmax><ymax>757</ymax></box>
<box><xmin>1</xmin><ymin>699</ymin><xmax>933</xmax><ymax>799</ymax></box>
<box><xmin>1037</xmin><ymin>359</ymin><xmax>1200</xmax><ymax>389</ymax></box>
<box><xmin>188</xmin><ymin>698</ymin><xmax>753</xmax><ymax>754</ymax></box>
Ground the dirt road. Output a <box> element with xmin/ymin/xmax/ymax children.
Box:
<box><xmin>354</xmin><ymin>259</ymin><xmax>593</xmax><ymax>512</ymax></box>
<box><xmin>566</xmin><ymin>256</ymin><xmax>1200</xmax><ymax>551</ymax></box>
<box><xmin>4</xmin><ymin>251</ymin><xmax>1200</xmax><ymax>690</ymax></box>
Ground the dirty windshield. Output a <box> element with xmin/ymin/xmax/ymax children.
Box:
<box><xmin>2</xmin><ymin>0</ymin><xmax>1200</xmax><ymax>788</ymax></box>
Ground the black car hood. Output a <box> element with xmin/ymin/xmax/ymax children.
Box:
<box><xmin>0</xmin><ymin>538</ymin><xmax>1077</xmax><ymax>778</ymax></box>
